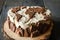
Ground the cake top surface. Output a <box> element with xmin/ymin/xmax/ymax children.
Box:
<box><xmin>7</xmin><ymin>6</ymin><xmax>51</xmax><ymax>29</ymax></box>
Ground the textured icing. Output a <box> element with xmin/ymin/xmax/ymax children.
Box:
<box><xmin>8</xmin><ymin>8</ymin><xmax>15</xmax><ymax>23</ymax></box>
<box><xmin>8</xmin><ymin>6</ymin><xmax>51</xmax><ymax>29</ymax></box>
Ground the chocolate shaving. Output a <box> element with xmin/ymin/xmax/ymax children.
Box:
<box><xmin>44</xmin><ymin>16</ymin><xmax>49</xmax><ymax>20</ymax></box>
<box><xmin>31</xmin><ymin>30</ymin><xmax>39</xmax><ymax>37</ymax></box>
<box><xmin>26</xmin><ymin>28</ymin><xmax>31</xmax><ymax>37</ymax></box>
<box><xmin>24</xmin><ymin>29</ymin><xmax>28</xmax><ymax>37</ymax></box>
<box><xmin>36</xmin><ymin>22</ymin><xmax>40</xmax><ymax>27</ymax></box>
<box><xmin>12</xmin><ymin>7</ymin><xmax>21</xmax><ymax>13</ymax></box>
<box><xmin>15</xmin><ymin>28</ymin><xmax>24</xmax><ymax>36</ymax></box>
<box><xmin>25</xmin><ymin>7</ymin><xmax>45</xmax><ymax>18</ymax></box>
<box><xmin>16</xmin><ymin>14</ymin><xmax>22</xmax><ymax>21</ymax></box>
<box><xmin>34</xmin><ymin>7</ymin><xmax>45</xmax><ymax>13</ymax></box>
<box><xmin>25</xmin><ymin>8</ymin><xmax>36</xmax><ymax>18</ymax></box>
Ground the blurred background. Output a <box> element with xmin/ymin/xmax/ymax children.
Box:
<box><xmin>0</xmin><ymin>0</ymin><xmax>60</xmax><ymax>40</ymax></box>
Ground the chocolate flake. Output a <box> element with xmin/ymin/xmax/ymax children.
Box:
<box><xmin>25</xmin><ymin>7</ymin><xmax>45</xmax><ymax>18</ymax></box>
<box><xmin>12</xmin><ymin>7</ymin><xmax>21</xmax><ymax>13</ymax></box>
<box><xmin>15</xmin><ymin>28</ymin><xmax>24</xmax><ymax>36</ymax></box>
<box><xmin>16</xmin><ymin>14</ymin><xmax>22</xmax><ymax>21</ymax></box>
<box><xmin>34</xmin><ymin>7</ymin><xmax>45</xmax><ymax>13</ymax></box>
<box><xmin>25</xmin><ymin>8</ymin><xmax>35</xmax><ymax>18</ymax></box>
<box><xmin>31</xmin><ymin>30</ymin><xmax>40</xmax><ymax>37</ymax></box>
<box><xmin>24</xmin><ymin>29</ymin><xmax>28</xmax><ymax>37</ymax></box>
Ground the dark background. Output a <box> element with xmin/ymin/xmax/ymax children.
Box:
<box><xmin>0</xmin><ymin>0</ymin><xmax>60</xmax><ymax>40</ymax></box>
<box><xmin>44</xmin><ymin>0</ymin><xmax>60</xmax><ymax>40</ymax></box>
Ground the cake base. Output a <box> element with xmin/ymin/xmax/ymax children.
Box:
<box><xmin>3</xmin><ymin>20</ymin><xmax>53</xmax><ymax>40</ymax></box>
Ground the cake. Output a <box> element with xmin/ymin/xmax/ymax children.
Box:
<box><xmin>3</xmin><ymin>6</ymin><xmax>53</xmax><ymax>40</ymax></box>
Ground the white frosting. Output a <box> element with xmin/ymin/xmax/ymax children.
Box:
<box><xmin>8</xmin><ymin>8</ymin><xmax>15</xmax><ymax>23</ymax></box>
<box><xmin>8</xmin><ymin>6</ymin><xmax>51</xmax><ymax>29</ymax></box>
<box><xmin>25</xmin><ymin>12</ymin><xmax>46</xmax><ymax>25</ymax></box>
<box><xmin>30</xmin><ymin>6</ymin><xmax>41</xmax><ymax>8</ymax></box>
<box><xmin>45</xmin><ymin>9</ymin><xmax>51</xmax><ymax>15</ymax></box>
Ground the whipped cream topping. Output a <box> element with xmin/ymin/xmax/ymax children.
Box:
<box><xmin>7</xmin><ymin>6</ymin><xmax>51</xmax><ymax>29</ymax></box>
<box><xmin>8</xmin><ymin>8</ymin><xmax>15</xmax><ymax>23</ymax></box>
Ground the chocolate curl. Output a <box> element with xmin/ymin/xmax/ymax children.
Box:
<box><xmin>15</xmin><ymin>14</ymin><xmax>22</xmax><ymax>21</ymax></box>
<box><xmin>31</xmin><ymin>30</ymin><xmax>39</xmax><ymax>37</ymax></box>
<box><xmin>15</xmin><ymin>28</ymin><xmax>24</xmax><ymax>36</ymax></box>
<box><xmin>24</xmin><ymin>29</ymin><xmax>28</xmax><ymax>37</ymax></box>
<box><xmin>12</xmin><ymin>7</ymin><xmax>21</xmax><ymax>13</ymax></box>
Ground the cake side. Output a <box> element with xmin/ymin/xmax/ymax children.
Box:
<box><xmin>3</xmin><ymin>19</ymin><xmax>53</xmax><ymax>40</ymax></box>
